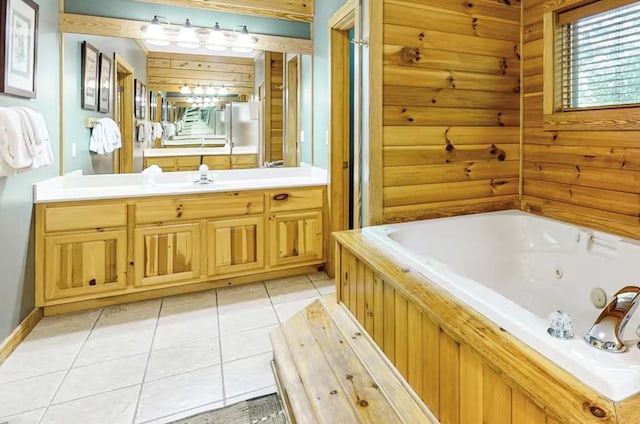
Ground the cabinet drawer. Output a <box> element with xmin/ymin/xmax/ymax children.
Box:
<box><xmin>136</xmin><ymin>192</ymin><xmax>264</xmax><ymax>224</ymax></box>
<box><xmin>231</xmin><ymin>154</ymin><xmax>257</xmax><ymax>169</ymax></box>
<box><xmin>144</xmin><ymin>157</ymin><xmax>176</xmax><ymax>171</ymax></box>
<box><xmin>203</xmin><ymin>155</ymin><xmax>231</xmax><ymax>170</ymax></box>
<box><xmin>176</xmin><ymin>156</ymin><xmax>201</xmax><ymax>171</ymax></box>
<box><xmin>45</xmin><ymin>203</ymin><xmax>127</xmax><ymax>232</ymax></box>
<box><xmin>268</xmin><ymin>188</ymin><xmax>324</xmax><ymax>213</ymax></box>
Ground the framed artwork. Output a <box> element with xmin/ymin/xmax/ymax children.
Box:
<box><xmin>140</xmin><ymin>82</ymin><xmax>146</xmax><ymax>119</ymax></box>
<box><xmin>81</xmin><ymin>41</ymin><xmax>98</xmax><ymax>110</ymax></box>
<box><xmin>149</xmin><ymin>91</ymin><xmax>157</xmax><ymax>121</ymax></box>
<box><xmin>0</xmin><ymin>0</ymin><xmax>39</xmax><ymax>98</ymax></box>
<box><xmin>134</xmin><ymin>78</ymin><xmax>141</xmax><ymax>119</ymax></box>
<box><xmin>98</xmin><ymin>52</ymin><xmax>111</xmax><ymax>113</ymax></box>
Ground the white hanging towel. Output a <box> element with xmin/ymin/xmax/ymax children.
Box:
<box><xmin>14</xmin><ymin>107</ymin><xmax>53</xmax><ymax>169</ymax></box>
<box><xmin>0</xmin><ymin>106</ymin><xmax>32</xmax><ymax>170</ymax></box>
<box><xmin>152</xmin><ymin>122</ymin><xmax>163</xmax><ymax>140</ymax></box>
<box><xmin>89</xmin><ymin>118</ymin><xmax>122</xmax><ymax>154</ymax></box>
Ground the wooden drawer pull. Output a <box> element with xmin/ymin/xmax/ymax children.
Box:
<box><xmin>273</xmin><ymin>193</ymin><xmax>289</xmax><ymax>202</ymax></box>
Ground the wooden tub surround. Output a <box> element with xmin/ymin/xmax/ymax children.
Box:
<box><xmin>333</xmin><ymin>231</ymin><xmax>640</xmax><ymax>423</ymax></box>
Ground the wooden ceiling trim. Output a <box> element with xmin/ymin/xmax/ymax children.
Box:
<box><xmin>59</xmin><ymin>13</ymin><xmax>313</xmax><ymax>54</ymax></box>
<box><xmin>128</xmin><ymin>0</ymin><xmax>314</xmax><ymax>23</ymax></box>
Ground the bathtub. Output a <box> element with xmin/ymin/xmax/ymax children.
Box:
<box><xmin>362</xmin><ymin>209</ymin><xmax>640</xmax><ymax>401</ymax></box>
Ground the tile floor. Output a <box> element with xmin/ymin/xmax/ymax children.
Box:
<box><xmin>0</xmin><ymin>272</ymin><xmax>335</xmax><ymax>424</ymax></box>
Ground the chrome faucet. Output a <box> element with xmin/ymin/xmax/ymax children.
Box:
<box><xmin>194</xmin><ymin>163</ymin><xmax>213</xmax><ymax>184</ymax></box>
<box><xmin>263</xmin><ymin>160</ymin><xmax>284</xmax><ymax>168</ymax></box>
<box><xmin>584</xmin><ymin>286</ymin><xmax>640</xmax><ymax>353</ymax></box>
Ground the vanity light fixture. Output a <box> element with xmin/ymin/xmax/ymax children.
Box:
<box><xmin>176</xmin><ymin>19</ymin><xmax>199</xmax><ymax>48</ymax></box>
<box><xmin>186</xmin><ymin>97</ymin><xmax>195</xmax><ymax>103</ymax></box>
<box><xmin>193</xmin><ymin>84</ymin><xmax>204</xmax><ymax>95</ymax></box>
<box><xmin>180</xmin><ymin>83</ymin><xmax>191</xmax><ymax>95</ymax></box>
<box><xmin>205</xmin><ymin>85</ymin><xmax>217</xmax><ymax>95</ymax></box>
<box><xmin>205</xmin><ymin>22</ymin><xmax>227</xmax><ymax>51</ymax></box>
<box><xmin>218</xmin><ymin>85</ymin><xmax>229</xmax><ymax>96</ymax></box>
<box><xmin>232</xmin><ymin>25</ymin><xmax>257</xmax><ymax>53</ymax></box>
<box><xmin>144</xmin><ymin>15</ymin><xmax>169</xmax><ymax>46</ymax></box>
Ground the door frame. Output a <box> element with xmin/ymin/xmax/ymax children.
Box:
<box><xmin>113</xmin><ymin>53</ymin><xmax>135</xmax><ymax>174</ymax></box>
<box><xmin>285</xmin><ymin>54</ymin><xmax>300</xmax><ymax>167</ymax></box>
<box><xmin>327</xmin><ymin>0</ymin><xmax>362</xmax><ymax>275</ymax></box>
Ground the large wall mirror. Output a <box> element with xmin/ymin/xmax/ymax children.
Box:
<box><xmin>60</xmin><ymin>28</ymin><xmax>313</xmax><ymax>175</ymax></box>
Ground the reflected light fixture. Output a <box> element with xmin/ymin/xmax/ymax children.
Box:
<box><xmin>218</xmin><ymin>86</ymin><xmax>229</xmax><ymax>96</ymax></box>
<box><xmin>205</xmin><ymin>22</ymin><xmax>227</xmax><ymax>51</ymax></box>
<box><xmin>205</xmin><ymin>85</ymin><xmax>217</xmax><ymax>95</ymax></box>
<box><xmin>177</xmin><ymin>19</ymin><xmax>199</xmax><ymax>48</ymax></box>
<box><xmin>233</xmin><ymin>25</ymin><xmax>256</xmax><ymax>53</ymax></box>
<box><xmin>186</xmin><ymin>97</ymin><xmax>195</xmax><ymax>103</ymax></box>
<box><xmin>180</xmin><ymin>83</ymin><xmax>191</xmax><ymax>94</ymax></box>
<box><xmin>144</xmin><ymin>15</ymin><xmax>169</xmax><ymax>46</ymax></box>
<box><xmin>193</xmin><ymin>84</ymin><xmax>204</xmax><ymax>95</ymax></box>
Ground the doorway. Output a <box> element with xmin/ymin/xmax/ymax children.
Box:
<box><xmin>328</xmin><ymin>0</ymin><xmax>361</xmax><ymax>274</ymax></box>
<box><xmin>113</xmin><ymin>53</ymin><xmax>134</xmax><ymax>174</ymax></box>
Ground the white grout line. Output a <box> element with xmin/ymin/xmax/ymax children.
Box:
<box><xmin>130</xmin><ymin>300</ymin><xmax>163</xmax><ymax>424</ymax></box>
<box><xmin>38</xmin><ymin>307</ymin><xmax>105</xmax><ymax>424</ymax></box>
<box><xmin>214</xmin><ymin>287</ymin><xmax>227</xmax><ymax>407</ymax></box>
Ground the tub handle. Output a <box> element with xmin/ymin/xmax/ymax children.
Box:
<box><xmin>587</xmin><ymin>233</ymin><xmax>618</xmax><ymax>250</ymax></box>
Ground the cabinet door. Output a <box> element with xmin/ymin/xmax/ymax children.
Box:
<box><xmin>207</xmin><ymin>216</ymin><xmax>264</xmax><ymax>276</ymax></box>
<box><xmin>44</xmin><ymin>230</ymin><xmax>127</xmax><ymax>301</ymax></box>
<box><xmin>269</xmin><ymin>211</ymin><xmax>324</xmax><ymax>267</ymax></box>
<box><xmin>134</xmin><ymin>223</ymin><xmax>201</xmax><ymax>287</ymax></box>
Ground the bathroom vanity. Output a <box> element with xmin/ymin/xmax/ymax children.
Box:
<box><xmin>33</xmin><ymin>167</ymin><xmax>326</xmax><ymax>315</ymax></box>
<box><xmin>142</xmin><ymin>146</ymin><xmax>258</xmax><ymax>171</ymax></box>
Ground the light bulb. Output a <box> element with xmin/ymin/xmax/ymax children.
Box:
<box><xmin>193</xmin><ymin>85</ymin><xmax>204</xmax><ymax>95</ymax></box>
<box><xmin>186</xmin><ymin>97</ymin><xmax>194</xmax><ymax>103</ymax></box>
<box><xmin>180</xmin><ymin>84</ymin><xmax>191</xmax><ymax>94</ymax></box>
<box><xmin>144</xmin><ymin>16</ymin><xmax>169</xmax><ymax>46</ymax></box>
<box><xmin>205</xmin><ymin>85</ymin><xmax>217</xmax><ymax>95</ymax></box>
<box><xmin>177</xmin><ymin>19</ymin><xmax>199</xmax><ymax>48</ymax></box>
<box><xmin>205</xmin><ymin>22</ymin><xmax>227</xmax><ymax>51</ymax></box>
<box><xmin>218</xmin><ymin>86</ymin><xmax>228</xmax><ymax>96</ymax></box>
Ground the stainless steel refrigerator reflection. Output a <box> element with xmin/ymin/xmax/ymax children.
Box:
<box><xmin>225</xmin><ymin>102</ymin><xmax>259</xmax><ymax>151</ymax></box>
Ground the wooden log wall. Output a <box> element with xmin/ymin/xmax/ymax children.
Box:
<box><xmin>381</xmin><ymin>0</ymin><xmax>522</xmax><ymax>223</ymax></box>
<box><xmin>269</xmin><ymin>52</ymin><xmax>284</xmax><ymax>162</ymax></box>
<box><xmin>147</xmin><ymin>52</ymin><xmax>255</xmax><ymax>96</ymax></box>
<box><xmin>521</xmin><ymin>0</ymin><xmax>640</xmax><ymax>239</ymax></box>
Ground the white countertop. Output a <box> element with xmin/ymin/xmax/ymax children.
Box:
<box><xmin>33</xmin><ymin>166</ymin><xmax>327</xmax><ymax>203</ymax></box>
<box><xmin>143</xmin><ymin>146</ymin><xmax>257</xmax><ymax>157</ymax></box>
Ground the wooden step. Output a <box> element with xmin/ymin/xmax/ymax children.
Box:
<box><xmin>271</xmin><ymin>295</ymin><xmax>436</xmax><ymax>424</ymax></box>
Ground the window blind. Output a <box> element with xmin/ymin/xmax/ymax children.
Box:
<box><xmin>558</xmin><ymin>1</ymin><xmax>640</xmax><ymax>110</ymax></box>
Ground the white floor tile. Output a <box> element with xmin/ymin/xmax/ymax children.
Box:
<box><xmin>41</xmin><ymin>385</ymin><xmax>139</xmax><ymax>424</ymax></box>
<box><xmin>265</xmin><ymin>278</ymin><xmax>319</xmax><ymax>304</ymax></box>
<box><xmin>18</xmin><ymin>309</ymin><xmax>100</xmax><ymax>351</ymax></box>
<box><xmin>274</xmin><ymin>297</ymin><xmax>318</xmax><ymax>323</ymax></box>
<box><xmin>216</xmin><ymin>283</ymin><xmax>270</xmax><ymax>311</ymax></box>
<box><xmin>224</xmin><ymin>385</ymin><xmax>277</xmax><ymax>407</ymax></box>
<box><xmin>138</xmin><ymin>401</ymin><xmax>224</xmax><ymax>424</ymax></box>
<box><xmin>223</xmin><ymin>352</ymin><xmax>275</xmax><ymax>399</ymax></box>
<box><xmin>312</xmin><ymin>278</ymin><xmax>336</xmax><ymax>295</ymax></box>
<box><xmin>0</xmin><ymin>371</ymin><xmax>65</xmax><ymax>417</ymax></box>
<box><xmin>0</xmin><ymin>408</ymin><xmax>46</xmax><ymax>424</ymax></box>
<box><xmin>75</xmin><ymin>331</ymin><xmax>154</xmax><ymax>367</ymax></box>
<box><xmin>264</xmin><ymin>275</ymin><xmax>310</xmax><ymax>286</ymax></box>
<box><xmin>0</xmin><ymin>342</ymin><xmax>83</xmax><ymax>384</ymax></box>
<box><xmin>220</xmin><ymin>325</ymin><xmax>276</xmax><ymax>363</ymax></box>
<box><xmin>135</xmin><ymin>365</ymin><xmax>223</xmax><ymax>423</ymax></box>
<box><xmin>161</xmin><ymin>290</ymin><xmax>216</xmax><ymax>310</ymax></box>
<box><xmin>90</xmin><ymin>300</ymin><xmax>160</xmax><ymax>339</ymax></box>
<box><xmin>218</xmin><ymin>304</ymin><xmax>278</xmax><ymax>336</ymax></box>
<box><xmin>146</xmin><ymin>338</ymin><xmax>220</xmax><ymax>382</ymax></box>
<box><xmin>152</xmin><ymin>307</ymin><xmax>218</xmax><ymax>350</ymax></box>
<box><xmin>54</xmin><ymin>354</ymin><xmax>147</xmax><ymax>404</ymax></box>
<box><xmin>307</xmin><ymin>271</ymin><xmax>330</xmax><ymax>281</ymax></box>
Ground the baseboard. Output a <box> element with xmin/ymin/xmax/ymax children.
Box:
<box><xmin>0</xmin><ymin>308</ymin><xmax>43</xmax><ymax>365</ymax></box>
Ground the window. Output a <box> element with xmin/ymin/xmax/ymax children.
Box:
<box><xmin>558</xmin><ymin>1</ymin><xmax>640</xmax><ymax>111</ymax></box>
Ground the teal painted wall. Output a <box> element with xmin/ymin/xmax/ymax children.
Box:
<box><xmin>0</xmin><ymin>0</ymin><xmax>60</xmax><ymax>341</ymax></box>
<box><xmin>300</xmin><ymin>54</ymin><xmax>312</xmax><ymax>165</ymax></box>
<box><xmin>64</xmin><ymin>0</ymin><xmax>311</xmax><ymax>39</ymax></box>
<box><xmin>63</xmin><ymin>34</ymin><xmax>147</xmax><ymax>174</ymax></box>
<box><xmin>312</xmin><ymin>0</ymin><xmax>347</xmax><ymax>169</ymax></box>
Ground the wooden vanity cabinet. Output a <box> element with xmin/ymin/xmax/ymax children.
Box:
<box><xmin>35</xmin><ymin>185</ymin><xmax>326</xmax><ymax>312</ymax></box>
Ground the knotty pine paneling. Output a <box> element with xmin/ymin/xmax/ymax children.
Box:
<box><xmin>382</xmin><ymin>0</ymin><xmax>521</xmax><ymax>223</ymax></box>
<box><xmin>147</xmin><ymin>52</ymin><xmax>255</xmax><ymax>96</ymax></box>
<box><xmin>521</xmin><ymin>0</ymin><xmax>640</xmax><ymax>238</ymax></box>
<box><xmin>270</xmin><ymin>53</ymin><xmax>284</xmax><ymax>162</ymax></box>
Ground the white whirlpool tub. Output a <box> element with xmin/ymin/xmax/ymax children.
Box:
<box><xmin>362</xmin><ymin>209</ymin><xmax>640</xmax><ymax>401</ymax></box>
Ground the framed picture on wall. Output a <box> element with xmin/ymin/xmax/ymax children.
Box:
<box><xmin>81</xmin><ymin>41</ymin><xmax>98</xmax><ymax>110</ymax></box>
<box><xmin>98</xmin><ymin>52</ymin><xmax>111</xmax><ymax>113</ymax></box>
<box><xmin>140</xmin><ymin>82</ymin><xmax>146</xmax><ymax>120</ymax></box>
<box><xmin>0</xmin><ymin>0</ymin><xmax>39</xmax><ymax>98</ymax></box>
<box><xmin>134</xmin><ymin>78</ymin><xmax>141</xmax><ymax>119</ymax></box>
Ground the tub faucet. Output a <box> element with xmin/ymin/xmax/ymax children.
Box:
<box><xmin>584</xmin><ymin>286</ymin><xmax>640</xmax><ymax>353</ymax></box>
